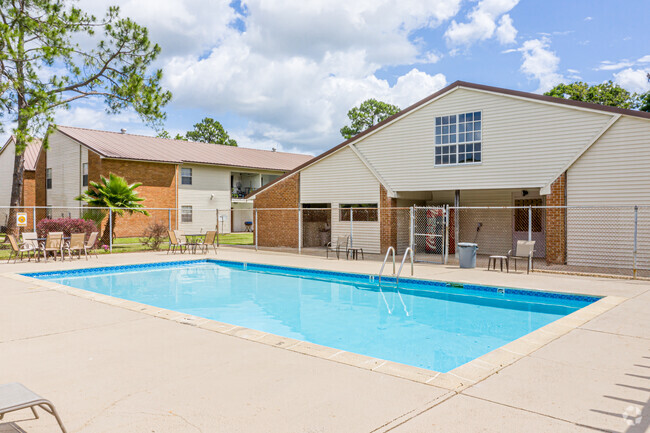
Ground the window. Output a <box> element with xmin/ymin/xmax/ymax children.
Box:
<box><xmin>46</xmin><ymin>168</ymin><xmax>52</xmax><ymax>189</ymax></box>
<box><xmin>82</xmin><ymin>163</ymin><xmax>88</xmax><ymax>187</ymax></box>
<box><xmin>181</xmin><ymin>168</ymin><xmax>192</xmax><ymax>185</ymax></box>
<box><xmin>435</xmin><ymin>111</ymin><xmax>482</xmax><ymax>165</ymax></box>
<box><xmin>181</xmin><ymin>206</ymin><xmax>193</xmax><ymax>223</ymax></box>
<box><xmin>339</xmin><ymin>204</ymin><xmax>378</xmax><ymax>222</ymax></box>
<box><xmin>514</xmin><ymin>199</ymin><xmax>543</xmax><ymax>232</ymax></box>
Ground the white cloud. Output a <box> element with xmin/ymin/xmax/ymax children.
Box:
<box><xmin>638</xmin><ymin>55</ymin><xmax>650</xmax><ymax>63</ymax></box>
<box><xmin>495</xmin><ymin>14</ymin><xmax>517</xmax><ymax>44</ymax></box>
<box><xmin>515</xmin><ymin>38</ymin><xmax>564</xmax><ymax>92</ymax></box>
<box><xmin>613</xmin><ymin>68</ymin><xmax>650</xmax><ymax>93</ymax></box>
<box><xmin>445</xmin><ymin>0</ymin><xmax>520</xmax><ymax>47</ymax></box>
<box><xmin>584</xmin><ymin>16</ymin><xmax>593</xmax><ymax>21</ymax></box>
<box><xmin>596</xmin><ymin>60</ymin><xmax>634</xmax><ymax>71</ymax></box>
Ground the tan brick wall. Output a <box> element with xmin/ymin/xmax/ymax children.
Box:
<box><xmin>545</xmin><ymin>172</ymin><xmax>566</xmax><ymax>264</ymax></box>
<box><xmin>254</xmin><ymin>173</ymin><xmax>300</xmax><ymax>248</ymax></box>
<box><xmin>100</xmin><ymin>158</ymin><xmax>178</xmax><ymax>237</ymax></box>
<box><xmin>379</xmin><ymin>185</ymin><xmax>397</xmax><ymax>253</ymax></box>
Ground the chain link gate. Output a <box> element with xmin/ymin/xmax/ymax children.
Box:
<box><xmin>412</xmin><ymin>206</ymin><xmax>447</xmax><ymax>264</ymax></box>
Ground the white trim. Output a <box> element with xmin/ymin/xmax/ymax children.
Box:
<box><xmin>348</xmin><ymin>144</ymin><xmax>396</xmax><ymax>197</ymax></box>
<box><xmin>540</xmin><ymin>114</ymin><xmax>620</xmax><ymax>195</ymax></box>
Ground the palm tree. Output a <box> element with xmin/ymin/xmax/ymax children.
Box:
<box><xmin>76</xmin><ymin>173</ymin><xmax>149</xmax><ymax>245</ymax></box>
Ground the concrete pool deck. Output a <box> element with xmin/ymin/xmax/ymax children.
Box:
<box><xmin>1</xmin><ymin>248</ymin><xmax>649</xmax><ymax>432</ymax></box>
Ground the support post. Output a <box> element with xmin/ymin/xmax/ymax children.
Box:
<box><xmin>109</xmin><ymin>208</ymin><xmax>113</xmax><ymax>253</ymax></box>
<box><xmin>350</xmin><ymin>208</ymin><xmax>354</xmax><ymax>248</ymax></box>
<box><xmin>633</xmin><ymin>205</ymin><xmax>638</xmax><ymax>279</ymax></box>
<box><xmin>168</xmin><ymin>208</ymin><xmax>171</xmax><ymax>230</ymax></box>
<box><xmin>298</xmin><ymin>207</ymin><xmax>302</xmax><ymax>254</ymax></box>
<box><xmin>409</xmin><ymin>206</ymin><xmax>415</xmax><ymax>252</ymax></box>
<box><xmin>32</xmin><ymin>207</ymin><xmax>36</xmax><ymax>231</ymax></box>
<box><xmin>254</xmin><ymin>209</ymin><xmax>258</xmax><ymax>251</ymax></box>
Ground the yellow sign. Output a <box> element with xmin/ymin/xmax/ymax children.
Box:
<box><xmin>16</xmin><ymin>212</ymin><xmax>28</xmax><ymax>227</ymax></box>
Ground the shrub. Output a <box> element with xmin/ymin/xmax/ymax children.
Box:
<box><xmin>140</xmin><ymin>221</ymin><xmax>169</xmax><ymax>250</ymax></box>
<box><xmin>82</xmin><ymin>208</ymin><xmax>107</xmax><ymax>228</ymax></box>
<box><xmin>36</xmin><ymin>218</ymin><xmax>99</xmax><ymax>240</ymax></box>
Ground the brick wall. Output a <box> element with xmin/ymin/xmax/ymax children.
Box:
<box><xmin>254</xmin><ymin>173</ymin><xmax>300</xmax><ymax>248</ymax></box>
<box><xmin>545</xmin><ymin>172</ymin><xmax>566</xmax><ymax>264</ymax></box>
<box><xmin>99</xmin><ymin>158</ymin><xmax>178</xmax><ymax>237</ymax></box>
<box><xmin>379</xmin><ymin>185</ymin><xmax>397</xmax><ymax>253</ymax></box>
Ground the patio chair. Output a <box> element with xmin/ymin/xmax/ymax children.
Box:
<box><xmin>85</xmin><ymin>232</ymin><xmax>100</xmax><ymax>258</ymax></box>
<box><xmin>507</xmin><ymin>240</ymin><xmax>536</xmax><ymax>274</ymax></box>
<box><xmin>0</xmin><ymin>382</ymin><xmax>67</xmax><ymax>433</ymax></box>
<box><xmin>326</xmin><ymin>235</ymin><xmax>350</xmax><ymax>260</ymax></box>
<box><xmin>40</xmin><ymin>232</ymin><xmax>64</xmax><ymax>262</ymax></box>
<box><xmin>196</xmin><ymin>230</ymin><xmax>218</xmax><ymax>254</ymax></box>
<box><xmin>66</xmin><ymin>233</ymin><xmax>87</xmax><ymax>260</ymax></box>
<box><xmin>167</xmin><ymin>230</ymin><xmax>188</xmax><ymax>254</ymax></box>
<box><xmin>22</xmin><ymin>232</ymin><xmax>41</xmax><ymax>261</ymax></box>
<box><xmin>6</xmin><ymin>234</ymin><xmax>36</xmax><ymax>263</ymax></box>
<box><xmin>175</xmin><ymin>230</ymin><xmax>195</xmax><ymax>253</ymax></box>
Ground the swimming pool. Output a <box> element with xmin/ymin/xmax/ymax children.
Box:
<box><xmin>26</xmin><ymin>260</ymin><xmax>599</xmax><ymax>373</ymax></box>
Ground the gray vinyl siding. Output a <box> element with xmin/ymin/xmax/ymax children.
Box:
<box><xmin>46</xmin><ymin>131</ymin><xmax>85</xmax><ymax>217</ymax></box>
<box><xmin>567</xmin><ymin>116</ymin><xmax>650</xmax><ymax>269</ymax></box>
<box><xmin>353</xmin><ymin>87</ymin><xmax>614</xmax><ymax>192</ymax></box>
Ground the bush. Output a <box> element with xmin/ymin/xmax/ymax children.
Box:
<box><xmin>82</xmin><ymin>208</ymin><xmax>107</xmax><ymax>228</ymax></box>
<box><xmin>36</xmin><ymin>218</ymin><xmax>99</xmax><ymax>240</ymax></box>
<box><xmin>140</xmin><ymin>221</ymin><xmax>169</xmax><ymax>250</ymax></box>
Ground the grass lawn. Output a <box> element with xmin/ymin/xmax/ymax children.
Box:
<box><xmin>0</xmin><ymin>232</ymin><xmax>254</xmax><ymax>259</ymax></box>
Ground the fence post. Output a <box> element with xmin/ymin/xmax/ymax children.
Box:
<box><xmin>633</xmin><ymin>205</ymin><xmax>638</xmax><ymax>279</ymax></box>
<box><xmin>109</xmin><ymin>208</ymin><xmax>113</xmax><ymax>253</ymax></box>
<box><xmin>350</xmin><ymin>208</ymin><xmax>354</xmax><ymax>248</ymax></box>
<box><xmin>528</xmin><ymin>205</ymin><xmax>532</xmax><ymax>270</ymax></box>
<box><xmin>409</xmin><ymin>206</ymin><xmax>415</xmax><ymax>252</ymax></box>
<box><xmin>216</xmin><ymin>209</ymin><xmax>220</xmax><ymax>246</ymax></box>
<box><xmin>254</xmin><ymin>209</ymin><xmax>258</xmax><ymax>251</ymax></box>
<box><xmin>32</xmin><ymin>207</ymin><xmax>36</xmax><ymax>231</ymax></box>
<box><xmin>168</xmin><ymin>208</ymin><xmax>171</xmax><ymax>230</ymax></box>
<box><xmin>444</xmin><ymin>205</ymin><xmax>450</xmax><ymax>265</ymax></box>
<box><xmin>298</xmin><ymin>207</ymin><xmax>302</xmax><ymax>254</ymax></box>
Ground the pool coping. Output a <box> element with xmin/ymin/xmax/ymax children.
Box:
<box><xmin>3</xmin><ymin>259</ymin><xmax>626</xmax><ymax>392</ymax></box>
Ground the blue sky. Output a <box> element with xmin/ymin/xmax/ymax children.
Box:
<box><xmin>3</xmin><ymin>0</ymin><xmax>649</xmax><ymax>156</ymax></box>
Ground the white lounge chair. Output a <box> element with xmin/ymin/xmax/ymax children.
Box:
<box><xmin>508</xmin><ymin>240</ymin><xmax>536</xmax><ymax>274</ymax></box>
<box><xmin>0</xmin><ymin>382</ymin><xmax>67</xmax><ymax>432</ymax></box>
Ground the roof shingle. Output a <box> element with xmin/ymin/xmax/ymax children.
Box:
<box><xmin>56</xmin><ymin>126</ymin><xmax>313</xmax><ymax>172</ymax></box>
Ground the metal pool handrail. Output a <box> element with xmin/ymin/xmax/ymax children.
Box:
<box><xmin>379</xmin><ymin>246</ymin><xmax>396</xmax><ymax>283</ymax></box>
<box><xmin>396</xmin><ymin>247</ymin><xmax>414</xmax><ymax>283</ymax></box>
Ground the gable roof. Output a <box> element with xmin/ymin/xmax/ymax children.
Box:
<box><xmin>56</xmin><ymin>126</ymin><xmax>313</xmax><ymax>172</ymax></box>
<box><xmin>0</xmin><ymin>136</ymin><xmax>43</xmax><ymax>171</ymax></box>
<box><xmin>248</xmin><ymin>80</ymin><xmax>650</xmax><ymax>199</ymax></box>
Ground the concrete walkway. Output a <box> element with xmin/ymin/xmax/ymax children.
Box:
<box><xmin>1</xmin><ymin>248</ymin><xmax>648</xmax><ymax>432</ymax></box>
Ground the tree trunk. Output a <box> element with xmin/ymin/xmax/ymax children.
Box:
<box><xmin>6</xmin><ymin>139</ymin><xmax>27</xmax><ymax>239</ymax></box>
<box><xmin>100</xmin><ymin>211</ymin><xmax>115</xmax><ymax>247</ymax></box>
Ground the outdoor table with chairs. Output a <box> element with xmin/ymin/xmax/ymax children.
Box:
<box><xmin>5</xmin><ymin>231</ymin><xmax>100</xmax><ymax>263</ymax></box>
<box><xmin>167</xmin><ymin>230</ymin><xmax>218</xmax><ymax>255</ymax></box>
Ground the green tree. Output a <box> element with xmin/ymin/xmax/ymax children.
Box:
<box><xmin>0</xmin><ymin>0</ymin><xmax>171</xmax><ymax>234</ymax></box>
<box><xmin>156</xmin><ymin>130</ymin><xmax>187</xmax><ymax>140</ymax></box>
<box><xmin>76</xmin><ymin>173</ymin><xmax>149</xmax><ymax>245</ymax></box>
<box><xmin>544</xmin><ymin>81</ymin><xmax>637</xmax><ymax>109</ymax></box>
<box><xmin>340</xmin><ymin>99</ymin><xmax>401</xmax><ymax>139</ymax></box>
<box><xmin>185</xmin><ymin>117</ymin><xmax>237</xmax><ymax>146</ymax></box>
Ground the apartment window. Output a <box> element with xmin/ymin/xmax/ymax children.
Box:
<box><xmin>435</xmin><ymin>111</ymin><xmax>482</xmax><ymax>165</ymax></box>
<box><xmin>181</xmin><ymin>168</ymin><xmax>192</xmax><ymax>185</ymax></box>
<box><xmin>339</xmin><ymin>204</ymin><xmax>378</xmax><ymax>222</ymax></box>
<box><xmin>181</xmin><ymin>206</ymin><xmax>193</xmax><ymax>223</ymax></box>
<box><xmin>82</xmin><ymin>163</ymin><xmax>88</xmax><ymax>187</ymax></box>
<box><xmin>46</xmin><ymin>168</ymin><xmax>52</xmax><ymax>189</ymax></box>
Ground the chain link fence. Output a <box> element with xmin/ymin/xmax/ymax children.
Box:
<box><xmin>2</xmin><ymin>205</ymin><xmax>649</xmax><ymax>278</ymax></box>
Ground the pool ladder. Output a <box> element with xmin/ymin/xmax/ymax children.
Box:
<box><xmin>379</xmin><ymin>247</ymin><xmax>414</xmax><ymax>284</ymax></box>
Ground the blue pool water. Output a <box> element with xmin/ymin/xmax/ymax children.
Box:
<box><xmin>26</xmin><ymin>260</ymin><xmax>598</xmax><ymax>373</ymax></box>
